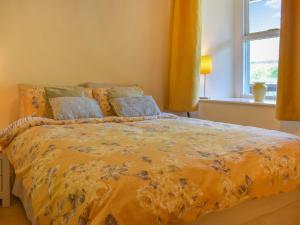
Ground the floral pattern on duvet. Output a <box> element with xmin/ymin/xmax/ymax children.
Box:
<box><xmin>1</xmin><ymin>115</ymin><xmax>300</xmax><ymax>225</ymax></box>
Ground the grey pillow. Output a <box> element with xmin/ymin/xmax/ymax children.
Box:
<box><xmin>110</xmin><ymin>96</ymin><xmax>161</xmax><ymax>117</ymax></box>
<box><xmin>49</xmin><ymin>97</ymin><xmax>103</xmax><ymax>120</ymax></box>
<box><xmin>45</xmin><ymin>86</ymin><xmax>85</xmax><ymax>118</ymax></box>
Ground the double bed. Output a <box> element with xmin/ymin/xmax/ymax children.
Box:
<box><xmin>1</xmin><ymin>114</ymin><xmax>300</xmax><ymax>225</ymax></box>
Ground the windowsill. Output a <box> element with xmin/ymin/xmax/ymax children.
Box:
<box><xmin>199</xmin><ymin>97</ymin><xmax>276</xmax><ymax>107</ymax></box>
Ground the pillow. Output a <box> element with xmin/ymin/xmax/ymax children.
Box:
<box><xmin>93</xmin><ymin>86</ymin><xmax>144</xmax><ymax>116</ymax></box>
<box><xmin>19</xmin><ymin>84</ymin><xmax>93</xmax><ymax>118</ymax></box>
<box><xmin>49</xmin><ymin>97</ymin><xmax>103</xmax><ymax>120</ymax></box>
<box><xmin>107</xmin><ymin>86</ymin><xmax>144</xmax><ymax>99</ymax></box>
<box><xmin>45</xmin><ymin>86</ymin><xmax>86</xmax><ymax>117</ymax></box>
<box><xmin>82</xmin><ymin>88</ymin><xmax>93</xmax><ymax>99</ymax></box>
<box><xmin>19</xmin><ymin>85</ymin><xmax>49</xmax><ymax>118</ymax></box>
<box><xmin>45</xmin><ymin>86</ymin><xmax>85</xmax><ymax>99</ymax></box>
<box><xmin>92</xmin><ymin>88</ymin><xmax>115</xmax><ymax>116</ymax></box>
<box><xmin>78</xmin><ymin>82</ymin><xmax>121</xmax><ymax>88</ymax></box>
<box><xmin>110</xmin><ymin>96</ymin><xmax>161</xmax><ymax>117</ymax></box>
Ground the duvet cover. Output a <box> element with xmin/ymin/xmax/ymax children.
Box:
<box><xmin>1</xmin><ymin>115</ymin><xmax>300</xmax><ymax>225</ymax></box>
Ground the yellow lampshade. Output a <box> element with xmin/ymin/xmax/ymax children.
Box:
<box><xmin>200</xmin><ymin>55</ymin><xmax>213</xmax><ymax>75</ymax></box>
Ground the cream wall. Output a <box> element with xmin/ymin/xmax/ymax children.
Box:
<box><xmin>198</xmin><ymin>101</ymin><xmax>300</xmax><ymax>135</ymax></box>
<box><xmin>201</xmin><ymin>0</ymin><xmax>235</xmax><ymax>98</ymax></box>
<box><xmin>0</xmin><ymin>0</ymin><xmax>172</xmax><ymax>128</ymax></box>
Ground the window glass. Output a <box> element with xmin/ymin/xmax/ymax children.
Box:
<box><xmin>249</xmin><ymin>37</ymin><xmax>280</xmax><ymax>97</ymax></box>
<box><xmin>249</xmin><ymin>0</ymin><xmax>281</xmax><ymax>33</ymax></box>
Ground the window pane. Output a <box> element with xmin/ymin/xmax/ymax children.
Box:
<box><xmin>249</xmin><ymin>0</ymin><xmax>281</xmax><ymax>33</ymax></box>
<box><xmin>249</xmin><ymin>37</ymin><xmax>279</xmax><ymax>97</ymax></box>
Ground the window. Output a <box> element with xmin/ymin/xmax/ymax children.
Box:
<box><xmin>243</xmin><ymin>0</ymin><xmax>281</xmax><ymax>97</ymax></box>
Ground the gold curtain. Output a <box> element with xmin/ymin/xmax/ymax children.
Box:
<box><xmin>168</xmin><ymin>0</ymin><xmax>201</xmax><ymax>112</ymax></box>
<box><xmin>276</xmin><ymin>0</ymin><xmax>300</xmax><ymax>121</ymax></box>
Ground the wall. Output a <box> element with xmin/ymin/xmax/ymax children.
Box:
<box><xmin>0</xmin><ymin>0</ymin><xmax>172</xmax><ymax>128</ymax></box>
<box><xmin>199</xmin><ymin>102</ymin><xmax>280</xmax><ymax>130</ymax></box>
<box><xmin>199</xmin><ymin>101</ymin><xmax>300</xmax><ymax>135</ymax></box>
<box><xmin>201</xmin><ymin>0</ymin><xmax>235</xmax><ymax>98</ymax></box>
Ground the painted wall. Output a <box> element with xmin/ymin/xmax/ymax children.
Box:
<box><xmin>0</xmin><ymin>0</ymin><xmax>172</xmax><ymax>128</ymax></box>
<box><xmin>198</xmin><ymin>101</ymin><xmax>300</xmax><ymax>135</ymax></box>
<box><xmin>201</xmin><ymin>0</ymin><xmax>235</xmax><ymax>98</ymax></box>
<box><xmin>198</xmin><ymin>102</ymin><xmax>279</xmax><ymax>129</ymax></box>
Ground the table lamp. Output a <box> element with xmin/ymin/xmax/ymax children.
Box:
<box><xmin>200</xmin><ymin>55</ymin><xmax>212</xmax><ymax>99</ymax></box>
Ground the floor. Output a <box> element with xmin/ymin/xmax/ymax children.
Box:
<box><xmin>0</xmin><ymin>197</ymin><xmax>31</xmax><ymax>225</ymax></box>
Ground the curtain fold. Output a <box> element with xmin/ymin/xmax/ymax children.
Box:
<box><xmin>276</xmin><ymin>0</ymin><xmax>300</xmax><ymax>121</ymax></box>
<box><xmin>168</xmin><ymin>0</ymin><xmax>201</xmax><ymax>112</ymax></box>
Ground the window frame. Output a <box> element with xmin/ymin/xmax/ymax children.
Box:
<box><xmin>242</xmin><ymin>0</ymin><xmax>281</xmax><ymax>99</ymax></box>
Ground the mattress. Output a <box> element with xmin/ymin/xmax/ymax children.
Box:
<box><xmin>1</xmin><ymin>115</ymin><xmax>300</xmax><ymax>225</ymax></box>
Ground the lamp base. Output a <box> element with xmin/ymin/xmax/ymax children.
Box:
<box><xmin>199</xmin><ymin>96</ymin><xmax>209</xmax><ymax>100</ymax></box>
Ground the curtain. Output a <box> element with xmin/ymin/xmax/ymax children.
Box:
<box><xmin>276</xmin><ymin>0</ymin><xmax>300</xmax><ymax>121</ymax></box>
<box><xmin>168</xmin><ymin>0</ymin><xmax>201</xmax><ymax>112</ymax></box>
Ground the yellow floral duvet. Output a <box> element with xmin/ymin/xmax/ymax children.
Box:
<box><xmin>1</xmin><ymin>115</ymin><xmax>300</xmax><ymax>225</ymax></box>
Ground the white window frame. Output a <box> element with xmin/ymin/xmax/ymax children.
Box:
<box><xmin>242</xmin><ymin>0</ymin><xmax>280</xmax><ymax>98</ymax></box>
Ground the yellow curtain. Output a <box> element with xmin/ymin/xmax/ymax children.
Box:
<box><xmin>276</xmin><ymin>0</ymin><xmax>300</xmax><ymax>121</ymax></box>
<box><xmin>168</xmin><ymin>0</ymin><xmax>201</xmax><ymax>112</ymax></box>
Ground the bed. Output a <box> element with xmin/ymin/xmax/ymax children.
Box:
<box><xmin>1</xmin><ymin>114</ymin><xmax>300</xmax><ymax>225</ymax></box>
